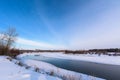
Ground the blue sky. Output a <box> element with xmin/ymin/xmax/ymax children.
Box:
<box><xmin>0</xmin><ymin>0</ymin><xmax>120</xmax><ymax>50</ymax></box>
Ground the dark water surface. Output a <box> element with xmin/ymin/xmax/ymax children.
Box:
<box><xmin>22</xmin><ymin>55</ymin><xmax>120</xmax><ymax>80</ymax></box>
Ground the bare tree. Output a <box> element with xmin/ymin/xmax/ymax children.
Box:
<box><xmin>0</xmin><ymin>27</ymin><xmax>18</xmax><ymax>55</ymax></box>
<box><xmin>5</xmin><ymin>27</ymin><xmax>18</xmax><ymax>48</ymax></box>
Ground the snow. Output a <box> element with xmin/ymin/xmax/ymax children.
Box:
<box><xmin>0</xmin><ymin>55</ymin><xmax>105</xmax><ymax>80</ymax></box>
<box><xmin>19</xmin><ymin>59</ymin><xmax>104</xmax><ymax>80</ymax></box>
<box><xmin>0</xmin><ymin>56</ymin><xmax>62</xmax><ymax>80</ymax></box>
<box><xmin>40</xmin><ymin>53</ymin><xmax>120</xmax><ymax>65</ymax></box>
<box><xmin>17</xmin><ymin>53</ymin><xmax>105</xmax><ymax>80</ymax></box>
<box><xmin>18</xmin><ymin>52</ymin><xmax>120</xmax><ymax>65</ymax></box>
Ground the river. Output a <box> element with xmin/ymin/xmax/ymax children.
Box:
<box><xmin>22</xmin><ymin>55</ymin><xmax>120</xmax><ymax>80</ymax></box>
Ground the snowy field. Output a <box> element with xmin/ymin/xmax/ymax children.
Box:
<box><xmin>0</xmin><ymin>55</ymin><xmax>105</xmax><ymax>80</ymax></box>
<box><xmin>17</xmin><ymin>53</ymin><xmax>106</xmax><ymax>80</ymax></box>
<box><xmin>19</xmin><ymin>59</ymin><xmax>104</xmax><ymax>80</ymax></box>
<box><xmin>18</xmin><ymin>52</ymin><xmax>120</xmax><ymax>65</ymax></box>
<box><xmin>0</xmin><ymin>56</ymin><xmax>62</xmax><ymax>80</ymax></box>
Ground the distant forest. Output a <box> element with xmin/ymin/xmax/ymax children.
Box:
<box><xmin>1</xmin><ymin>48</ymin><xmax>120</xmax><ymax>57</ymax></box>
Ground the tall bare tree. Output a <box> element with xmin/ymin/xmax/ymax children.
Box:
<box><xmin>0</xmin><ymin>27</ymin><xmax>18</xmax><ymax>55</ymax></box>
<box><xmin>5</xmin><ymin>27</ymin><xmax>18</xmax><ymax>48</ymax></box>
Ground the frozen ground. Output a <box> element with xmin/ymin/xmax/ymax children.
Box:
<box><xmin>17</xmin><ymin>53</ymin><xmax>105</xmax><ymax>80</ymax></box>
<box><xmin>18</xmin><ymin>52</ymin><xmax>120</xmax><ymax>65</ymax></box>
<box><xmin>20</xmin><ymin>59</ymin><xmax>104</xmax><ymax>80</ymax></box>
<box><xmin>0</xmin><ymin>56</ymin><xmax>62</xmax><ymax>80</ymax></box>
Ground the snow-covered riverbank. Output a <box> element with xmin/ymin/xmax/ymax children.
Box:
<box><xmin>17</xmin><ymin>53</ymin><xmax>106</xmax><ymax>80</ymax></box>
<box><xmin>0</xmin><ymin>56</ymin><xmax>62</xmax><ymax>80</ymax></box>
<box><xmin>0</xmin><ymin>55</ymin><xmax>105</xmax><ymax>80</ymax></box>
<box><xmin>20</xmin><ymin>59</ymin><xmax>104</xmax><ymax>80</ymax></box>
<box><xmin>41</xmin><ymin>53</ymin><xmax>120</xmax><ymax>65</ymax></box>
<box><xmin>18</xmin><ymin>52</ymin><xmax>120</xmax><ymax>65</ymax></box>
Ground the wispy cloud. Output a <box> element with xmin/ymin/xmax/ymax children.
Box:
<box><xmin>16</xmin><ymin>37</ymin><xmax>66</xmax><ymax>50</ymax></box>
<box><xmin>68</xmin><ymin>3</ymin><xmax>120</xmax><ymax>49</ymax></box>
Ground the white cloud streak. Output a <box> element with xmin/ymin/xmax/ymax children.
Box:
<box><xmin>16</xmin><ymin>37</ymin><xmax>66</xmax><ymax>50</ymax></box>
